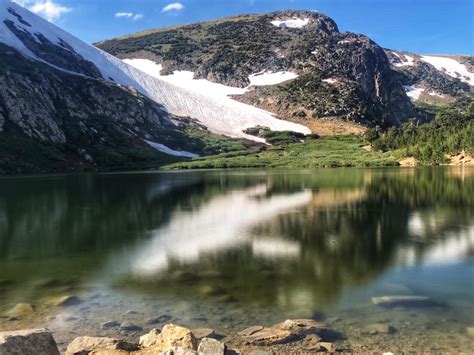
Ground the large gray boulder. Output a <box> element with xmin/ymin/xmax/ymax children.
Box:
<box><xmin>0</xmin><ymin>328</ymin><xmax>60</xmax><ymax>355</ymax></box>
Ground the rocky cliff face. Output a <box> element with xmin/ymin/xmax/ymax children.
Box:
<box><xmin>98</xmin><ymin>10</ymin><xmax>414</xmax><ymax>128</ymax></box>
<box><xmin>0</xmin><ymin>44</ymin><xmax>201</xmax><ymax>174</ymax></box>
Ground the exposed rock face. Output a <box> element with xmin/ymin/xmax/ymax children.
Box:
<box><xmin>98</xmin><ymin>10</ymin><xmax>413</xmax><ymax>128</ymax></box>
<box><xmin>0</xmin><ymin>328</ymin><xmax>60</xmax><ymax>355</ymax></box>
<box><xmin>66</xmin><ymin>336</ymin><xmax>138</xmax><ymax>355</ymax></box>
<box><xmin>0</xmin><ymin>44</ymin><xmax>200</xmax><ymax>174</ymax></box>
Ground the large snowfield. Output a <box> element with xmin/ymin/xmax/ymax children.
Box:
<box><xmin>420</xmin><ymin>55</ymin><xmax>474</xmax><ymax>85</ymax></box>
<box><xmin>0</xmin><ymin>1</ymin><xmax>310</xmax><ymax>146</ymax></box>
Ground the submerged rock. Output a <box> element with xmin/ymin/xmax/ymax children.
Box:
<box><xmin>191</xmin><ymin>328</ymin><xmax>216</xmax><ymax>340</ymax></box>
<box><xmin>147</xmin><ymin>315</ymin><xmax>172</xmax><ymax>325</ymax></box>
<box><xmin>5</xmin><ymin>303</ymin><xmax>35</xmax><ymax>318</ymax></box>
<box><xmin>239</xmin><ymin>319</ymin><xmax>326</xmax><ymax>346</ymax></box>
<box><xmin>0</xmin><ymin>328</ymin><xmax>60</xmax><ymax>355</ymax></box>
<box><xmin>372</xmin><ymin>295</ymin><xmax>438</xmax><ymax>308</ymax></box>
<box><xmin>197</xmin><ymin>338</ymin><xmax>226</xmax><ymax>354</ymax></box>
<box><xmin>237</xmin><ymin>326</ymin><xmax>264</xmax><ymax>337</ymax></box>
<box><xmin>101</xmin><ymin>321</ymin><xmax>120</xmax><ymax>329</ymax></box>
<box><xmin>241</xmin><ymin>327</ymin><xmax>293</xmax><ymax>345</ymax></box>
<box><xmin>363</xmin><ymin>323</ymin><xmax>396</xmax><ymax>335</ymax></box>
<box><xmin>139</xmin><ymin>324</ymin><xmax>197</xmax><ymax>351</ymax></box>
<box><xmin>47</xmin><ymin>295</ymin><xmax>81</xmax><ymax>307</ymax></box>
<box><xmin>66</xmin><ymin>336</ymin><xmax>138</xmax><ymax>354</ymax></box>
<box><xmin>119</xmin><ymin>322</ymin><xmax>143</xmax><ymax>333</ymax></box>
<box><xmin>467</xmin><ymin>327</ymin><xmax>474</xmax><ymax>338</ymax></box>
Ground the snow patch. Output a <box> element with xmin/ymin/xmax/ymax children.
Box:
<box><xmin>404</xmin><ymin>85</ymin><xmax>424</xmax><ymax>101</ymax></box>
<box><xmin>271</xmin><ymin>17</ymin><xmax>309</xmax><ymax>29</ymax></box>
<box><xmin>421</xmin><ymin>55</ymin><xmax>474</xmax><ymax>85</ymax></box>
<box><xmin>393</xmin><ymin>52</ymin><xmax>415</xmax><ymax>67</ymax></box>
<box><xmin>1</xmin><ymin>2</ymin><xmax>311</xmax><ymax>142</ymax></box>
<box><xmin>248</xmin><ymin>71</ymin><xmax>298</xmax><ymax>86</ymax></box>
<box><xmin>144</xmin><ymin>140</ymin><xmax>199</xmax><ymax>158</ymax></box>
<box><xmin>123</xmin><ymin>59</ymin><xmax>247</xmax><ymax>98</ymax></box>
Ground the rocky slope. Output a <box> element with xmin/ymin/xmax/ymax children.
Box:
<box><xmin>386</xmin><ymin>50</ymin><xmax>473</xmax><ymax>104</ymax></box>
<box><xmin>0</xmin><ymin>2</ymin><xmax>309</xmax><ymax>174</ymax></box>
<box><xmin>97</xmin><ymin>10</ymin><xmax>415</xmax><ymax>129</ymax></box>
<box><xmin>0</xmin><ymin>43</ymin><xmax>205</xmax><ymax>174</ymax></box>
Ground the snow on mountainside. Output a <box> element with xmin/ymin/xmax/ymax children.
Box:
<box><xmin>0</xmin><ymin>1</ymin><xmax>310</xmax><ymax>141</ymax></box>
<box><xmin>386</xmin><ymin>49</ymin><xmax>473</xmax><ymax>103</ymax></box>
<box><xmin>419</xmin><ymin>55</ymin><xmax>474</xmax><ymax>85</ymax></box>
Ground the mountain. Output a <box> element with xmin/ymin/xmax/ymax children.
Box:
<box><xmin>385</xmin><ymin>50</ymin><xmax>473</xmax><ymax>104</ymax></box>
<box><xmin>0</xmin><ymin>1</ymin><xmax>309</xmax><ymax>174</ymax></box>
<box><xmin>1</xmin><ymin>3</ymin><xmax>472</xmax><ymax>174</ymax></box>
<box><xmin>97</xmin><ymin>10</ymin><xmax>419</xmax><ymax>131</ymax></box>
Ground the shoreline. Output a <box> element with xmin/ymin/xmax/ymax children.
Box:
<box><xmin>2</xmin><ymin>318</ymin><xmax>474</xmax><ymax>354</ymax></box>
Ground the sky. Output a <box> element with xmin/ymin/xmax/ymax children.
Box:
<box><xmin>13</xmin><ymin>0</ymin><xmax>474</xmax><ymax>55</ymax></box>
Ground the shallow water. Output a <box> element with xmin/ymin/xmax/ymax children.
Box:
<box><xmin>0</xmin><ymin>167</ymin><xmax>473</xmax><ymax>351</ymax></box>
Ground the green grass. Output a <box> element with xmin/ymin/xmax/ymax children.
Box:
<box><xmin>164</xmin><ymin>135</ymin><xmax>399</xmax><ymax>170</ymax></box>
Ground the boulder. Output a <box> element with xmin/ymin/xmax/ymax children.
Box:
<box><xmin>197</xmin><ymin>338</ymin><xmax>225</xmax><ymax>354</ymax></box>
<box><xmin>139</xmin><ymin>329</ymin><xmax>161</xmax><ymax>348</ymax></box>
<box><xmin>138</xmin><ymin>324</ymin><xmax>197</xmax><ymax>351</ymax></box>
<box><xmin>0</xmin><ymin>328</ymin><xmax>60</xmax><ymax>355</ymax></box>
<box><xmin>66</xmin><ymin>336</ymin><xmax>138</xmax><ymax>355</ymax></box>
<box><xmin>90</xmin><ymin>351</ymin><xmax>130</xmax><ymax>355</ymax></box>
<box><xmin>272</xmin><ymin>319</ymin><xmax>324</xmax><ymax>337</ymax></box>
<box><xmin>372</xmin><ymin>295</ymin><xmax>436</xmax><ymax>308</ymax></box>
<box><xmin>363</xmin><ymin>323</ymin><xmax>396</xmax><ymax>335</ymax></box>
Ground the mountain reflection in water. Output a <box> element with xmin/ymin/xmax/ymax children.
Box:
<box><xmin>0</xmin><ymin>168</ymin><xmax>473</xmax><ymax>320</ymax></box>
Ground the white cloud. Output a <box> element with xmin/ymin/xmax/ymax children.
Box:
<box><xmin>115</xmin><ymin>12</ymin><xmax>144</xmax><ymax>21</ymax></box>
<box><xmin>14</xmin><ymin>0</ymin><xmax>72</xmax><ymax>21</ymax></box>
<box><xmin>115</xmin><ymin>12</ymin><xmax>134</xmax><ymax>18</ymax></box>
<box><xmin>161</xmin><ymin>2</ymin><xmax>184</xmax><ymax>13</ymax></box>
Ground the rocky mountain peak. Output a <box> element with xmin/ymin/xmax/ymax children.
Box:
<box><xmin>266</xmin><ymin>10</ymin><xmax>339</xmax><ymax>34</ymax></box>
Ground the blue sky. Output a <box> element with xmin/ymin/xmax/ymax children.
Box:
<box><xmin>15</xmin><ymin>0</ymin><xmax>474</xmax><ymax>54</ymax></box>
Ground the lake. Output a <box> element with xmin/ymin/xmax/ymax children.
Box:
<box><xmin>0</xmin><ymin>167</ymin><xmax>473</xmax><ymax>352</ymax></box>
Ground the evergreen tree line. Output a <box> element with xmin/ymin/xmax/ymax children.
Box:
<box><xmin>364</xmin><ymin>100</ymin><xmax>474</xmax><ymax>164</ymax></box>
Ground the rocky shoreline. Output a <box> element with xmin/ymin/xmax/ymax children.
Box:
<box><xmin>0</xmin><ymin>319</ymin><xmax>341</xmax><ymax>354</ymax></box>
<box><xmin>3</xmin><ymin>318</ymin><xmax>474</xmax><ymax>354</ymax></box>
<box><xmin>2</xmin><ymin>293</ymin><xmax>474</xmax><ymax>354</ymax></box>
